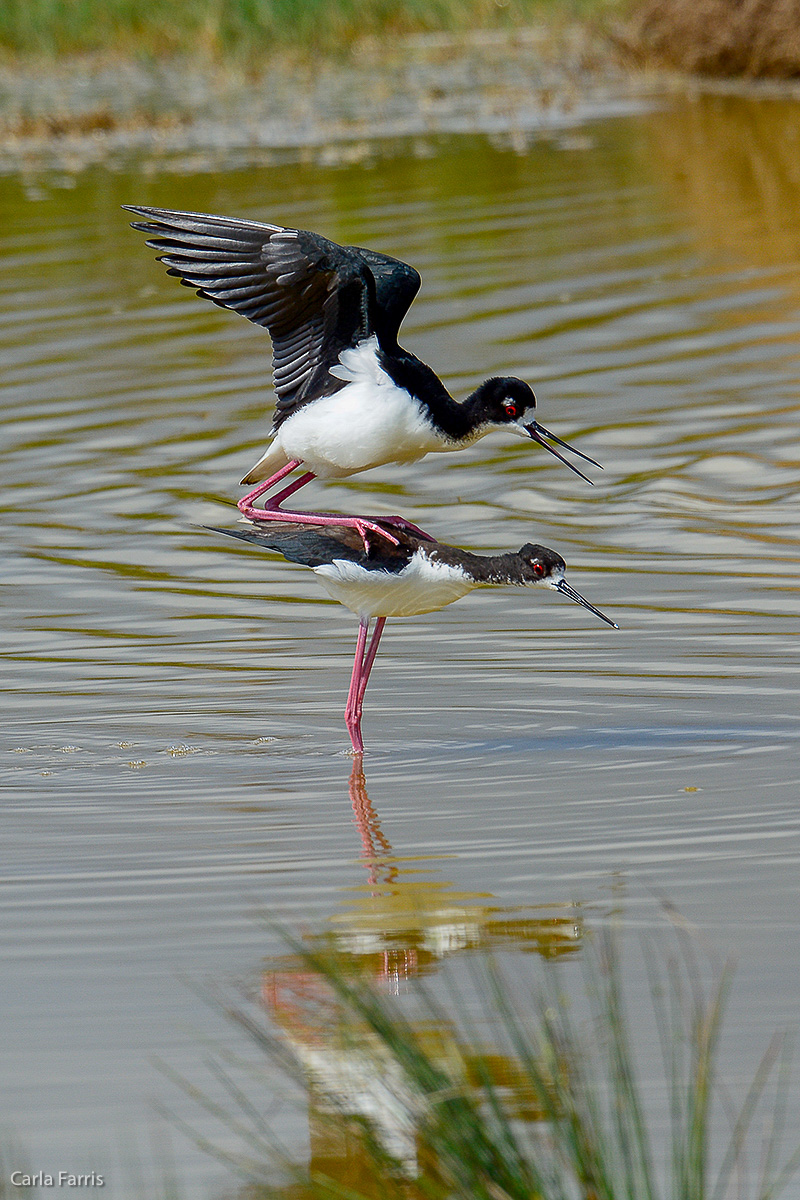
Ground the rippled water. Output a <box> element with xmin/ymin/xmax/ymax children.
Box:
<box><xmin>3</xmin><ymin>93</ymin><xmax>800</xmax><ymax>1195</ymax></box>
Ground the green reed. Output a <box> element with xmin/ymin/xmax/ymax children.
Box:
<box><xmin>0</xmin><ymin>0</ymin><xmax>594</xmax><ymax>59</ymax></box>
<box><xmin>160</xmin><ymin>921</ymin><xmax>800</xmax><ymax>1200</ymax></box>
<box><xmin>0</xmin><ymin>1143</ymin><xmax>35</xmax><ymax>1200</ymax></box>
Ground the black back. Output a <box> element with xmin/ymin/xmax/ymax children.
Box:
<box><xmin>125</xmin><ymin>207</ymin><xmax>421</xmax><ymax>428</ymax></box>
<box><xmin>207</xmin><ymin>522</ymin><xmax>565</xmax><ymax>587</ymax></box>
<box><xmin>207</xmin><ymin>522</ymin><xmax>419</xmax><ymax>573</ymax></box>
<box><xmin>207</xmin><ymin>524</ymin><xmax>619</xmax><ymax>625</ymax></box>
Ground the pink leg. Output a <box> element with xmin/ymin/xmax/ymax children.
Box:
<box><xmin>238</xmin><ymin>459</ymin><xmax>303</xmax><ymax>511</ymax></box>
<box><xmin>345</xmin><ymin>619</ymin><xmax>370</xmax><ymax>753</ymax></box>
<box><xmin>238</xmin><ymin>461</ymin><xmax>399</xmax><ymax>551</ymax></box>
<box><xmin>242</xmin><ymin>470</ymin><xmax>316</xmax><ymax>514</ymax></box>
<box><xmin>356</xmin><ymin>617</ymin><xmax>386</xmax><ymax>712</ymax></box>
<box><xmin>344</xmin><ymin>617</ymin><xmax>386</xmax><ymax>753</ymax></box>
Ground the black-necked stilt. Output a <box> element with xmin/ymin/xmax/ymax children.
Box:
<box><xmin>126</xmin><ymin>206</ymin><xmax>601</xmax><ymax>548</ymax></box>
<box><xmin>209</xmin><ymin>520</ymin><xmax>617</xmax><ymax>753</ymax></box>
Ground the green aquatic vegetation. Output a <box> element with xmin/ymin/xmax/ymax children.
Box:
<box><xmin>0</xmin><ymin>1143</ymin><xmax>36</xmax><ymax>1200</ymax></box>
<box><xmin>161</xmin><ymin>922</ymin><xmax>800</xmax><ymax>1200</ymax></box>
<box><xmin>0</xmin><ymin>0</ymin><xmax>599</xmax><ymax>59</ymax></box>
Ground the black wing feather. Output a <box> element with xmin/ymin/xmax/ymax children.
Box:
<box><xmin>124</xmin><ymin>206</ymin><xmax>379</xmax><ymax>425</ymax></box>
<box><xmin>207</xmin><ymin>523</ymin><xmax>419</xmax><ymax>572</ymax></box>
<box><xmin>349</xmin><ymin>246</ymin><xmax>420</xmax><ymax>346</ymax></box>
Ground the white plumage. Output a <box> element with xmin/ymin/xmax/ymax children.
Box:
<box><xmin>314</xmin><ymin>551</ymin><xmax>474</xmax><ymax>620</ymax></box>
<box><xmin>127</xmin><ymin>206</ymin><xmax>602</xmax><ymax>514</ymax></box>
<box><xmin>245</xmin><ymin>337</ymin><xmax>461</xmax><ymax>481</ymax></box>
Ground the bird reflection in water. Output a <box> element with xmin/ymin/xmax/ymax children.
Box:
<box><xmin>257</xmin><ymin>758</ymin><xmax>583</xmax><ymax>1190</ymax></box>
<box><xmin>340</xmin><ymin>756</ymin><xmax>583</xmax><ymax>987</ymax></box>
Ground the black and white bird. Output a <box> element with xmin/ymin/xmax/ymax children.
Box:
<box><xmin>210</xmin><ymin>520</ymin><xmax>617</xmax><ymax>753</ymax></box>
<box><xmin>127</xmin><ymin>206</ymin><xmax>601</xmax><ymax>548</ymax></box>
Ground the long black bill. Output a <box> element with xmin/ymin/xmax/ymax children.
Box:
<box><xmin>554</xmin><ymin>578</ymin><xmax>618</xmax><ymax>628</ymax></box>
<box><xmin>524</xmin><ymin>421</ymin><xmax>602</xmax><ymax>485</ymax></box>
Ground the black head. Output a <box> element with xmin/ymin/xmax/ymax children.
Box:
<box><xmin>473</xmin><ymin>377</ymin><xmax>537</xmax><ymax>429</ymax></box>
<box><xmin>515</xmin><ymin>542</ymin><xmax>618</xmax><ymax>627</ymax></box>
<box><xmin>516</xmin><ymin>543</ymin><xmax>566</xmax><ymax>584</ymax></box>
<box><xmin>472</xmin><ymin>377</ymin><xmax>602</xmax><ymax>484</ymax></box>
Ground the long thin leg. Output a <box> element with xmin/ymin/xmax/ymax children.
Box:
<box><xmin>238</xmin><ymin>462</ymin><xmax>400</xmax><ymax>551</ymax></box>
<box><xmin>238</xmin><ymin>459</ymin><xmax>303</xmax><ymax>511</ymax></box>
<box><xmin>342</xmin><ymin>617</ymin><xmax>386</xmax><ymax>754</ymax></box>
<box><xmin>239</xmin><ymin>467</ymin><xmax>315</xmax><ymax>517</ymax></box>
<box><xmin>356</xmin><ymin>617</ymin><xmax>386</xmax><ymax>713</ymax></box>
<box><xmin>344</xmin><ymin>619</ymin><xmax>370</xmax><ymax>754</ymax></box>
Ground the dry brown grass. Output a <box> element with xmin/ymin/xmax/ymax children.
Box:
<box><xmin>620</xmin><ymin>0</ymin><xmax>800</xmax><ymax>77</ymax></box>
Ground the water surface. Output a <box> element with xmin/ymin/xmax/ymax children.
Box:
<box><xmin>3</xmin><ymin>92</ymin><xmax>800</xmax><ymax>1195</ymax></box>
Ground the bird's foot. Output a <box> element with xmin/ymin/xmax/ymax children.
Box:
<box><xmin>369</xmin><ymin>515</ymin><xmax>435</xmax><ymax>542</ymax></box>
<box><xmin>235</xmin><ymin>502</ymin><xmax>399</xmax><ymax>552</ymax></box>
<box><xmin>354</xmin><ymin>519</ymin><xmax>400</xmax><ymax>553</ymax></box>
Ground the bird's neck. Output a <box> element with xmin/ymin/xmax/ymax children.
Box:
<box><xmin>431</xmin><ymin>546</ymin><xmax>527</xmax><ymax>586</ymax></box>
<box><xmin>381</xmin><ymin>350</ymin><xmax>493</xmax><ymax>443</ymax></box>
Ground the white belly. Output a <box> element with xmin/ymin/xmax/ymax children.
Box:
<box><xmin>273</xmin><ymin>337</ymin><xmax>451</xmax><ymax>478</ymax></box>
<box><xmin>313</xmin><ymin>553</ymin><xmax>475</xmax><ymax>619</ymax></box>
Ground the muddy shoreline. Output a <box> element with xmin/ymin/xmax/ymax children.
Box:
<box><xmin>0</xmin><ymin>26</ymin><xmax>659</xmax><ymax>175</ymax></box>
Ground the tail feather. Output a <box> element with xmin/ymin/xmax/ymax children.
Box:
<box><xmin>206</xmin><ymin>523</ymin><xmax>368</xmax><ymax>568</ymax></box>
<box><xmin>239</xmin><ymin>441</ymin><xmax>287</xmax><ymax>486</ymax></box>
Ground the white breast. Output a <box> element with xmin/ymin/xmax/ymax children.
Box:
<box><xmin>313</xmin><ymin>551</ymin><xmax>476</xmax><ymax>619</ymax></box>
<box><xmin>272</xmin><ymin>337</ymin><xmax>452</xmax><ymax>478</ymax></box>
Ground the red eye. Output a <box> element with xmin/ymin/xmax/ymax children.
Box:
<box><xmin>532</xmin><ymin>562</ymin><xmax>545</xmax><ymax>578</ymax></box>
<box><xmin>504</xmin><ymin>403</ymin><xmax>518</xmax><ymax>418</ymax></box>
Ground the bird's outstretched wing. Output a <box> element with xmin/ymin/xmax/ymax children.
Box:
<box><xmin>124</xmin><ymin>206</ymin><xmax>378</xmax><ymax>424</ymax></box>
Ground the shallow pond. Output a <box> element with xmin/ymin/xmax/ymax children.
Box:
<box><xmin>3</xmin><ymin>91</ymin><xmax>800</xmax><ymax>1196</ymax></box>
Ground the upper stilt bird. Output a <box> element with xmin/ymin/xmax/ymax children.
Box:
<box><xmin>209</xmin><ymin>520</ymin><xmax>617</xmax><ymax>753</ymax></box>
<box><xmin>126</xmin><ymin>207</ymin><xmax>601</xmax><ymax>547</ymax></box>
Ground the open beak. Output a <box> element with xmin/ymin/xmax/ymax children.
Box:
<box><xmin>553</xmin><ymin>577</ymin><xmax>618</xmax><ymax>628</ymax></box>
<box><xmin>523</xmin><ymin>421</ymin><xmax>602</xmax><ymax>485</ymax></box>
